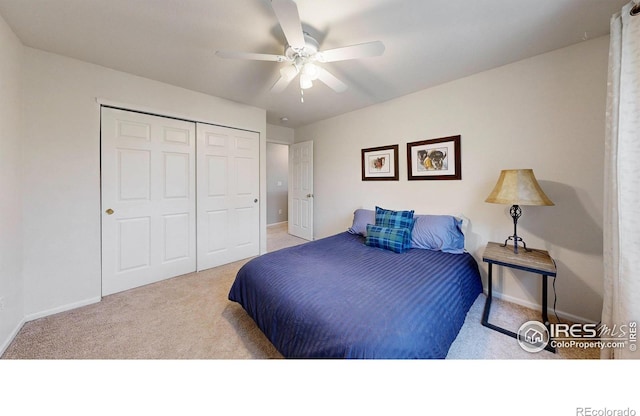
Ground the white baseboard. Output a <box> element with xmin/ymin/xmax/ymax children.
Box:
<box><xmin>0</xmin><ymin>317</ymin><xmax>26</xmax><ymax>357</ymax></box>
<box><xmin>25</xmin><ymin>296</ymin><xmax>102</xmax><ymax>322</ymax></box>
<box><xmin>484</xmin><ymin>289</ymin><xmax>596</xmax><ymax>324</ymax></box>
<box><xmin>267</xmin><ymin>221</ymin><xmax>288</xmax><ymax>228</ymax></box>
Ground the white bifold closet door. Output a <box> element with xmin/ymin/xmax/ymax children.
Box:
<box><xmin>101</xmin><ymin>108</ymin><xmax>197</xmax><ymax>296</ymax></box>
<box><xmin>196</xmin><ymin>123</ymin><xmax>260</xmax><ymax>271</ymax></box>
<box><xmin>101</xmin><ymin>108</ymin><xmax>260</xmax><ymax>296</ymax></box>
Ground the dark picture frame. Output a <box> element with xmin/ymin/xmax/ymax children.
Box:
<box><xmin>407</xmin><ymin>135</ymin><xmax>461</xmax><ymax>180</ymax></box>
<box><xmin>361</xmin><ymin>144</ymin><xmax>399</xmax><ymax>181</ymax></box>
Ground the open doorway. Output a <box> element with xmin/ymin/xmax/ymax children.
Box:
<box><xmin>265</xmin><ymin>124</ymin><xmax>313</xmax><ymax>245</ymax></box>
<box><xmin>266</xmin><ymin>142</ymin><xmax>306</xmax><ymax>251</ymax></box>
<box><xmin>266</xmin><ymin>142</ymin><xmax>289</xmax><ymax>227</ymax></box>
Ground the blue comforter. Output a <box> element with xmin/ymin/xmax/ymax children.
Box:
<box><xmin>228</xmin><ymin>232</ymin><xmax>482</xmax><ymax>358</ymax></box>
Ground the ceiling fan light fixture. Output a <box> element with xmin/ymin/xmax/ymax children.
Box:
<box><xmin>299</xmin><ymin>73</ymin><xmax>313</xmax><ymax>89</ymax></box>
<box><xmin>302</xmin><ymin>63</ymin><xmax>319</xmax><ymax>80</ymax></box>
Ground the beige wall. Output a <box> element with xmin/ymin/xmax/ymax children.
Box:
<box><xmin>21</xmin><ymin>47</ymin><xmax>266</xmax><ymax>319</ymax></box>
<box><xmin>296</xmin><ymin>37</ymin><xmax>609</xmax><ymax>323</ymax></box>
<box><xmin>266</xmin><ymin>123</ymin><xmax>294</xmax><ymax>144</ymax></box>
<box><xmin>0</xmin><ymin>13</ymin><xmax>24</xmax><ymax>354</ymax></box>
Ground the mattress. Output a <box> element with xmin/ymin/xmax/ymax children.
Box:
<box><xmin>228</xmin><ymin>231</ymin><xmax>482</xmax><ymax>358</ymax></box>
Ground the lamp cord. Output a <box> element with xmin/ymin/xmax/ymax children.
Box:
<box><xmin>548</xmin><ymin>257</ymin><xmax>562</xmax><ymax>325</ymax></box>
<box><xmin>552</xmin><ymin>275</ymin><xmax>562</xmax><ymax>325</ymax></box>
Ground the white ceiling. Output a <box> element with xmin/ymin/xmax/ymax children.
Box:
<box><xmin>0</xmin><ymin>0</ymin><xmax>627</xmax><ymax>127</ymax></box>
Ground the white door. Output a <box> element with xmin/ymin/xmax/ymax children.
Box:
<box><xmin>197</xmin><ymin>123</ymin><xmax>260</xmax><ymax>271</ymax></box>
<box><xmin>101</xmin><ymin>108</ymin><xmax>196</xmax><ymax>296</ymax></box>
<box><xmin>288</xmin><ymin>140</ymin><xmax>313</xmax><ymax>240</ymax></box>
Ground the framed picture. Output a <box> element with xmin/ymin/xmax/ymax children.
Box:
<box><xmin>407</xmin><ymin>135</ymin><xmax>461</xmax><ymax>180</ymax></box>
<box><xmin>361</xmin><ymin>144</ymin><xmax>399</xmax><ymax>181</ymax></box>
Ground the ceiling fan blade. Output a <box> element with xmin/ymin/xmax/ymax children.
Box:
<box><xmin>270</xmin><ymin>0</ymin><xmax>305</xmax><ymax>50</ymax></box>
<box><xmin>316</xmin><ymin>41</ymin><xmax>385</xmax><ymax>63</ymax></box>
<box><xmin>316</xmin><ymin>66</ymin><xmax>347</xmax><ymax>93</ymax></box>
<box><xmin>271</xmin><ymin>75</ymin><xmax>293</xmax><ymax>93</ymax></box>
<box><xmin>270</xmin><ymin>65</ymin><xmax>300</xmax><ymax>93</ymax></box>
<box><xmin>216</xmin><ymin>50</ymin><xmax>289</xmax><ymax>62</ymax></box>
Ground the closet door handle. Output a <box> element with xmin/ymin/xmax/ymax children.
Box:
<box><xmin>254</xmin><ymin>199</ymin><xmax>258</xmax><ymax>203</ymax></box>
<box><xmin>105</xmin><ymin>208</ymin><xmax>114</xmax><ymax>215</ymax></box>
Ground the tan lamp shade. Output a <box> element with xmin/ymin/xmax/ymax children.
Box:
<box><xmin>485</xmin><ymin>169</ymin><xmax>554</xmax><ymax>206</ymax></box>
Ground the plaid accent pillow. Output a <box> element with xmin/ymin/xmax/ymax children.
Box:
<box><xmin>375</xmin><ymin>206</ymin><xmax>415</xmax><ymax>231</ymax></box>
<box><xmin>365</xmin><ymin>224</ymin><xmax>411</xmax><ymax>253</ymax></box>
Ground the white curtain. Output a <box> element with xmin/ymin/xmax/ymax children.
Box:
<box><xmin>601</xmin><ymin>1</ymin><xmax>640</xmax><ymax>359</ymax></box>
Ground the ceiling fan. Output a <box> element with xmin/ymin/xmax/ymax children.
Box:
<box><xmin>215</xmin><ymin>0</ymin><xmax>385</xmax><ymax>95</ymax></box>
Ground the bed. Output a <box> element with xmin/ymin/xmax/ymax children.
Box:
<box><xmin>228</xmin><ymin>209</ymin><xmax>483</xmax><ymax>359</ymax></box>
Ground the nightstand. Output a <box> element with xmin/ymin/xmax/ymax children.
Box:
<box><xmin>481</xmin><ymin>242</ymin><xmax>557</xmax><ymax>353</ymax></box>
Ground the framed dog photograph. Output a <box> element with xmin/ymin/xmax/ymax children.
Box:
<box><xmin>407</xmin><ymin>135</ymin><xmax>461</xmax><ymax>180</ymax></box>
<box><xmin>361</xmin><ymin>144</ymin><xmax>399</xmax><ymax>181</ymax></box>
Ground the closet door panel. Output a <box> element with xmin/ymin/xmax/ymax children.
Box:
<box><xmin>197</xmin><ymin>124</ymin><xmax>259</xmax><ymax>270</ymax></box>
<box><xmin>101</xmin><ymin>108</ymin><xmax>196</xmax><ymax>296</ymax></box>
<box><xmin>102</xmin><ymin>108</ymin><xmax>258</xmax><ymax>292</ymax></box>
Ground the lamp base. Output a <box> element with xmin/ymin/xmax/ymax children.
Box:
<box><xmin>498</xmin><ymin>204</ymin><xmax>533</xmax><ymax>254</ymax></box>
<box><xmin>501</xmin><ymin>235</ymin><xmax>532</xmax><ymax>254</ymax></box>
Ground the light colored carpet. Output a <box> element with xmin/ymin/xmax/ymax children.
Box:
<box><xmin>2</xmin><ymin>223</ymin><xmax>596</xmax><ymax>359</ymax></box>
<box><xmin>447</xmin><ymin>295</ymin><xmax>596</xmax><ymax>359</ymax></box>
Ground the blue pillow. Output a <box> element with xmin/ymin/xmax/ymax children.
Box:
<box><xmin>365</xmin><ymin>224</ymin><xmax>411</xmax><ymax>253</ymax></box>
<box><xmin>410</xmin><ymin>215</ymin><xmax>465</xmax><ymax>254</ymax></box>
<box><xmin>375</xmin><ymin>206</ymin><xmax>415</xmax><ymax>231</ymax></box>
<box><xmin>347</xmin><ymin>209</ymin><xmax>375</xmax><ymax>237</ymax></box>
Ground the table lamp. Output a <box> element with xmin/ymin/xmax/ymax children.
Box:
<box><xmin>485</xmin><ymin>169</ymin><xmax>554</xmax><ymax>254</ymax></box>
